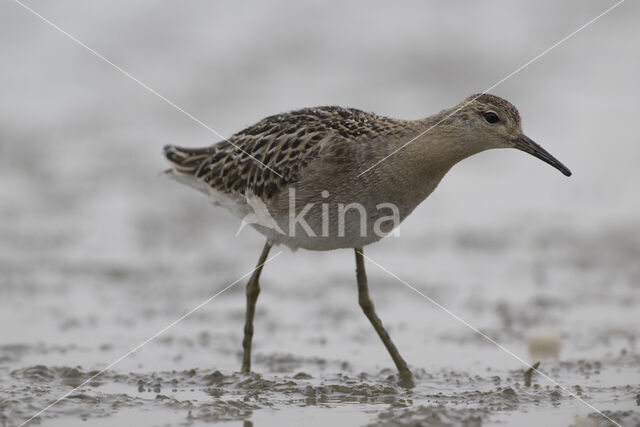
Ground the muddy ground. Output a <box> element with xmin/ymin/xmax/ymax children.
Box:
<box><xmin>1</xmin><ymin>1</ymin><xmax>639</xmax><ymax>426</ymax></box>
<box><xmin>1</xmin><ymin>211</ymin><xmax>638</xmax><ymax>426</ymax></box>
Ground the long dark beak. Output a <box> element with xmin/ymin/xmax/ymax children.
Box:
<box><xmin>513</xmin><ymin>134</ymin><xmax>572</xmax><ymax>177</ymax></box>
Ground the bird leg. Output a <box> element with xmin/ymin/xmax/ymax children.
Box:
<box><xmin>241</xmin><ymin>240</ymin><xmax>272</xmax><ymax>374</ymax></box>
<box><xmin>354</xmin><ymin>248</ymin><xmax>414</xmax><ymax>388</ymax></box>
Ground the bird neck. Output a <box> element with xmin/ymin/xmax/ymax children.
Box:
<box><xmin>357</xmin><ymin>112</ymin><xmax>486</xmax><ymax>214</ymax></box>
<box><xmin>402</xmin><ymin>115</ymin><xmax>481</xmax><ymax>175</ymax></box>
<box><xmin>374</xmin><ymin>114</ymin><xmax>483</xmax><ymax>207</ymax></box>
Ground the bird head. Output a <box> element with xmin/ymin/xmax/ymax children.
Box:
<box><xmin>454</xmin><ymin>94</ymin><xmax>571</xmax><ymax>177</ymax></box>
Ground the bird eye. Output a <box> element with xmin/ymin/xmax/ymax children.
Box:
<box><xmin>483</xmin><ymin>111</ymin><xmax>500</xmax><ymax>124</ymax></box>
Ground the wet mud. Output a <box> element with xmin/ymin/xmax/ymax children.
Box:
<box><xmin>2</xmin><ymin>341</ymin><xmax>639</xmax><ymax>425</ymax></box>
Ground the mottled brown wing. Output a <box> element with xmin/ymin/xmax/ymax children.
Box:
<box><xmin>164</xmin><ymin>106</ymin><xmax>397</xmax><ymax>199</ymax></box>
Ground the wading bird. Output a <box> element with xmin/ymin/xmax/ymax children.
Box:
<box><xmin>164</xmin><ymin>94</ymin><xmax>571</xmax><ymax>387</ymax></box>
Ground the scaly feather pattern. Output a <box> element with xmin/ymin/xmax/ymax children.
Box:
<box><xmin>164</xmin><ymin>106</ymin><xmax>404</xmax><ymax>199</ymax></box>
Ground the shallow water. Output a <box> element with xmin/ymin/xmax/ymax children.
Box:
<box><xmin>1</xmin><ymin>1</ymin><xmax>640</xmax><ymax>426</ymax></box>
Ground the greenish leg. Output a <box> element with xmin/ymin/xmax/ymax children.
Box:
<box><xmin>354</xmin><ymin>247</ymin><xmax>414</xmax><ymax>388</ymax></box>
<box><xmin>241</xmin><ymin>240</ymin><xmax>272</xmax><ymax>374</ymax></box>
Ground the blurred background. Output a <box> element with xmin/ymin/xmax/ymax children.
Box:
<box><xmin>0</xmin><ymin>1</ymin><xmax>638</xmax><ymax>426</ymax></box>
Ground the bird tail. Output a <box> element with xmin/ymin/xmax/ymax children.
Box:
<box><xmin>163</xmin><ymin>144</ymin><xmax>211</xmax><ymax>175</ymax></box>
